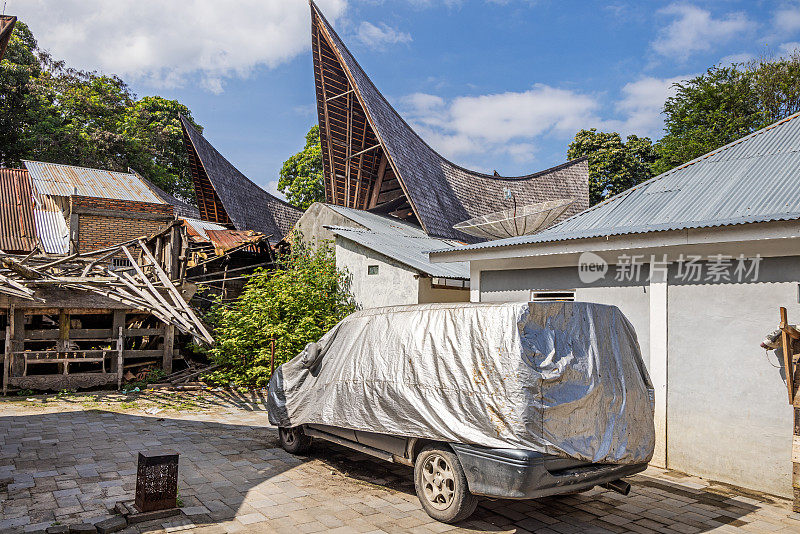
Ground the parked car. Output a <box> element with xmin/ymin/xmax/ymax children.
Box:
<box><xmin>269</xmin><ymin>302</ymin><xmax>655</xmax><ymax>523</ymax></box>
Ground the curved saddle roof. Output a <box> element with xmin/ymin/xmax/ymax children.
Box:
<box><xmin>0</xmin><ymin>15</ymin><xmax>15</xmax><ymax>61</ymax></box>
<box><xmin>310</xmin><ymin>2</ymin><xmax>588</xmax><ymax>242</ymax></box>
<box><xmin>180</xmin><ymin>117</ymin><xmax>303</xmax><ymax>243</ymax></box>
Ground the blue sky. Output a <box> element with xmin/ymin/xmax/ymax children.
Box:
<box><xmin>12</xmin><ymin>0</ymin><xmax>799</xmax><ymax>197</ymax></box>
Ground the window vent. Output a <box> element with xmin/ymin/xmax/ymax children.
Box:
<box><xmin>531</xmin><ymin>290</ymin><xmax>575</xmax><ymax>302</ymax></box>
<box><xmin>367</xmin><ymin>265</ymin><xmax>379</xmax><ymax>275</ymax></box>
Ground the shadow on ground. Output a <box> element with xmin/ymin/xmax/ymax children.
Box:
<box><xmin>0</xmin><ymin>405</ymin><xmax>772</xmax><ymax>534</ymax></box>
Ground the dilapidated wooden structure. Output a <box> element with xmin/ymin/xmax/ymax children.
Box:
<box><xmin>0</xmin><ymin>15</ymin><xmax>16</xmax><ymax>61</ymax></box>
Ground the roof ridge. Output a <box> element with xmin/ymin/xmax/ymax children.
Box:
<box><xmin>23</xmin><ymin>159</ymin><xmax>136</xmax><ymax>177</ymax></box>
<box><xmin>179</xmin><ymin>117</ymin><xmax>301</xmax><ymax>212</ymax></box>
<box><xmin>310</xmin><ymin>3</ymin><xmax>585</xmax><ymax>182</ymax></box>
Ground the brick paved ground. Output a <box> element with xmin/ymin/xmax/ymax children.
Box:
<box><xmin>0</xmin><ymin>390</ymin><xmax>797</xmax><ymax>534</ymax></box>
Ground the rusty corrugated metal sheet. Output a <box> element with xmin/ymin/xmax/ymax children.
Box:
<box><xmin>23</xmin><ymin>160</ymin><xmax>164</xmax><ymax>204</ymax></box>
<box><xmin>0</xmin><ymin>168</ymin><xmax>37</xmax><ymax>253</ymax></box>
<box><xmin>205</xmin><ymin>229</ymin><xmax>264</xmax><ymax>254</ymax></box>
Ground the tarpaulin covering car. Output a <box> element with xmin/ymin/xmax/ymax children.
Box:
<box><xmin>268</xmin><ymin>301</ymin><xmax>655</xmax><ymax>465</ymax></box>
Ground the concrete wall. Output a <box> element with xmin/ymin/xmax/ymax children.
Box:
<box><xmin>665</xmin><ymin>257</ymin><xmax>800</xmax><ymax>496</ymax></box>
<box><xmin>293</xmin><ymin>202</ymin><xmax>363</xmax><ymax>246</ymax></box>
<box><xmin>475</xmin><ymin>254</ymin><xmax>799</xmax><ymax>497</ymax></box>
<box><xmin>335</xmin><ymin>238</ymin><xmax>419</xmax><ymax>308</ymax></box>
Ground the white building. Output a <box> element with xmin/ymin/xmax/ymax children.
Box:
<box><xmin>430</xmin><ymin>114</ymin><xmax>800</xmax><ymax>498</ymax></box>
<box><xmin>295</xmin><ymin>203</ymin><xmax>471</xmax><ymax>309</ymax></box>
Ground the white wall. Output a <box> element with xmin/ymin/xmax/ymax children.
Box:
<box><xmin>665</xmin><ymin>257</ymin><xmax>799</xmax><ymax>496</ymax></box>
<box><xmin>335</xmin><ymin>238</ymin><xmax>420</xmax><ymax>308</ymax></box>
<box><xmin>474</xmin><ymin>252</ymin><xmax>800</xmax><ymax>497</ymax></box>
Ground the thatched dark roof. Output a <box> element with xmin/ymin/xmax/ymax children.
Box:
<box><xmin>310</xmin><ymin>2</ymin><xmax>588</xmax><ymax>242</ymax></box>
<box><xmin>0</xmin><ymin>15</ymin><xmax>15</xmax><ymax>61</ymax></box>
<box><xmin>180</xmin><ymin>117</ymin><xmax>303</xmax><ymax>243</ymax></box>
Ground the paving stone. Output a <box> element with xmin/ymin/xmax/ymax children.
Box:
<box><xmin>94</xmin><ymin>515</ymin><xmax>127</xmax><ymax>534</ymax></box>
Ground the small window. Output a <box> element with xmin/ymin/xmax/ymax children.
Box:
<box><xmin>367</xmin><ymin>265</ymin><xmax>379</xmax><ymax>275</ymax></box>
<box><xmin>531</xmin><ymin>290</ymin><xmax>575</xmax><ymax>302</ymax></box>
<box><xmin>110</xmin><ymin>257</ymin><xmax>133</xmax><ymax>270</ymax></box>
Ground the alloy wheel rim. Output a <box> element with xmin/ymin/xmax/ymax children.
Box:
<box><xmin>421</xmin><ymin>454</ymin><xmax>455</xmax><ymax>510</ymax></box>
<box><xmin>282</xmin><ymin>428</ymin><xmax>296</xmax><ymax>445</ymax></box>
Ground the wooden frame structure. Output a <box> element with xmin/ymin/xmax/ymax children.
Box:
<box><xmin>180</xmin><ymin>117</ymin><xmax>303</xmax><ymax>243</ymax></box>
<box><xmin>309</xmin><ymin>1</ymin><xmax>590</xmax><ymax>242</ymax></box>
<box><xmin>778</xmin><ymin>307</ymin><xmax>800</xmax><ymax>513</ymax></box>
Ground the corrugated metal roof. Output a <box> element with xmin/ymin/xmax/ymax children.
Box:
<box><xmin>23</xmin><ymin>160</ymin><xmax>165</xmax><ymax>204</ymax></box>
<box><xmin>33</xmin><ymin>209</ymin><xmax>69</xmax><ymax>254</ymax></box>
<box><xmin>433</xmin><ymin>112</ymin><xmax>800</xmax><ymax>255</ymax></box>
<box><xmin>329</xmin><ymin>227</ymin><xmax>470</xmax><ymax>279</ymax></box>
<box><xmin>183</xmin><ymin>217</ymin><xmax>227</xmax><ymax>240</ymax></box>
<box><xmin>0</xmin><ymin>168</ymin><xmax>37</xmax><ymax>253</ymax></box>
<box><xmin>327</xmin><ymin>205</ymin><xmax>463</xmax><ymax>244</ymax></box>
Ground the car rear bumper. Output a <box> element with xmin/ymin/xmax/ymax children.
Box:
<box><xmin>450</xmin><ymin>443</ymin><xmax>647</xmax><ymax>500</ymax></box>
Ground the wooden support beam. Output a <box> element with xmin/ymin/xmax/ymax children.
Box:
<box><xmin>3</xmin><ymin>325</ymin><xmax>9</xmax><ymax>395</ymax></box>
<box><xmin>368</xmin><ymin>153</ymin><xmax>387</xmax><ymax>209</ymax></box>
<box><xmin>163</xmin><ymin>324</ymin><xmax>174</xmax><ymax>375</ymax></box>
<box><xmin>781</xmin><ymin>307</ymin><xmax>795</xmax><ymax>403</ymax></box>
<box><xmin>117</xmin><ymin>326</ymin><xmax>123</xmax><ymax>390</ymax></box>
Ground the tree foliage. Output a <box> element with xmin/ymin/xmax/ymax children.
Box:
<box><xmin>205</xmin><ymin>236</ymin><xmax>356</xmax><ymax>387</ymax></box>
<box><xmin>653</xmin><ymin>52</ymin><xmax>800</xmax><ymax>174</ymax></box>
<box><xmin>567</xmin><ymin>129</ymin><xmax>657</xmax><ymax>205</ymax></box>
<box><xmin>0</xmin><ymin>20</ymin><xmax>201</xmax><ymax>201</ymax></box>
<box><xmin>278</xmin><ymin>125</ymin><xmax>325</xmax><ymax>209</ymax></box>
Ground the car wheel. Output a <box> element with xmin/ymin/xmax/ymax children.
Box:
<box><xmin>414</xmin><ymin>444</ymin><xmax>478</xmax><ymax>523</ymax></box>
<box><xmin>279</xmin><ymin>426</ymin><xmax>311</xmax><ymax>454</ymax></box>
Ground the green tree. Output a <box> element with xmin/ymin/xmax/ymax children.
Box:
<box><xmin>0</xmin><ymin>19</ymin><xmax>201</xmax><ymax>201</ymax></box>
<box><xmin>567</xmin><ymin>129</ymin><xmax>657</xmax><ymax>205</ymax></box>
<box><xmin>0</xmin><ymin>20</ymin><xmax>45</xmax><ymax>166</ymax></box>
<box><xmin>653</xmin><ymin>65</ymin><xmax>759</xmax><ymax>175</ymax></box>
<box><xmin>121</xmin><ymin>96</ymin><xmax>202</xmax><ymax>201</ymax></box>
<box><xmin>205</xmin><ymin>235</ymin><xmax>356</xmax><ymax>387</ymax></box>
<box><xmin>278</xmin><ymin>125</ymin><xmax>324</xmax><ymax>209</ymax></box>
<box><xmin>654</xmin><ymin>52</ymin><xmax>800</xmax><ymax>174</ymax></box>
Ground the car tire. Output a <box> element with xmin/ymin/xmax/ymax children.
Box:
<box><xmin>414</xmin><ymin>444</ymin><xmax>478</xmax><ymax>523</ymax></box>
<box><xmin>279</xmin><ymin>426</ymin><xmax>311</xmax><ymax>454</ymax></box>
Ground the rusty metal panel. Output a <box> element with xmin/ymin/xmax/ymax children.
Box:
<box><xmin>23</xmin><ymin>160</ymin><xmax>164</xmax><ymax>204</ymax></box>
<box><xmin>0</xmin><ymin>168</ymin><xmax>37</xmax><ymax>253</ymax></box>
<box><xmin>205</xmin><ymin>229</ymin><xmax>263</xmax><ymax>253</ymax></box>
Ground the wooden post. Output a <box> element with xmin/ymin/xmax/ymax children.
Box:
<box><xmin>58</xmin><ymin>309</ymin><xmax>69</xmax><ymax>375</ymax></box>
<box><xmin>117</xmin><ymin>326</ymin><xmax>123</xmax><ymax>390</ymax></box>
<box><xmin>3</xmin><ymin>325</ymin><xmax>10</xmax><ymax>395</ymax></box>
<box><xmin>779</xmin><ymin>307</ymin><xmax>800</xmax><ymax>513</ymax></box>
<box><xmin>794</xmin><ymin>406</ymin><xmax>800</xmax><ymax>513</ymax></box>
<box><xmin>111</xmin><ymin>311</ymin><xmax>126</xmax><ymax>374</ymax></box>
<box><xmin>162</xmin><ymin>324</ymin><xmax>174</xmax><ymax>375</ymax></box>
<box><xmin>10</xmin><ymin>306</ymin><xmax>22</xmax><ymax>378</ymax></box>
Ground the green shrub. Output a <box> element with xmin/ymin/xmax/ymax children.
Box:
<box><xmin>205</xmin><ymin>235</ymin><xmax>356</xmax><ymax>387</ymax></box>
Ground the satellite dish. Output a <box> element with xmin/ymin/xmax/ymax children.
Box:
<box><xmin>453</xmin><ymin>198</ymin><xmax>575</xmax><ymax>240</ymax></box>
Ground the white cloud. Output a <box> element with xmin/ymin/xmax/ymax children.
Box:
<box><xmin>779</xmin><ymin>42</ymin><xmax>800</xmax><ymax>56</ymax></box>
<box><xmin>773</xmin><ymin>5</ymin><xmax>800</xmax><ymax>36</ymax></box>
<box><xmin>355</xmin><ymin>22</ymin><xmax>412</xmax><ymax>48</ymax></box>
<box><xmin>720</xmin><ymin>52</ymin><xmax>756</xmax><ymax>65</ymax></box>
<box><xmin>13</xmin><ymin>0</ymin><xmax>347</xmax><ymax>93</ymax></box>
<box><xmin>653</xmin><ymin>4</ymin><xmax>754</xmax><ymax>61</ymax></box>
<box><xmin>401</xmin><ymin>84</ymin><xmax>600</xmax><ymax>164</ymax></box>
<box><xmin>608</xmin><ymin>75</ymin><xmax>692</xmax><ymax>137</ymax></box>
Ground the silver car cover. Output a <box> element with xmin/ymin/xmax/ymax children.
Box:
<box><xmin>267</xmin><ymin>302</ymin><xmax>655</xmax><ymax>465</ymax></box>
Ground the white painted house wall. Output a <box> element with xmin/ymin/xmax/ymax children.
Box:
<box><xmin>448</xmin><ymin>224</ymin><xmax>800</xmax><ymax>498</ymax></box>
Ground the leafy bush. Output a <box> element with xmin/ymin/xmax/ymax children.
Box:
<box><xmin>205</xmin><ymin>236</ymin><xmax>356</xmax><ymax>387</ymax></box>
